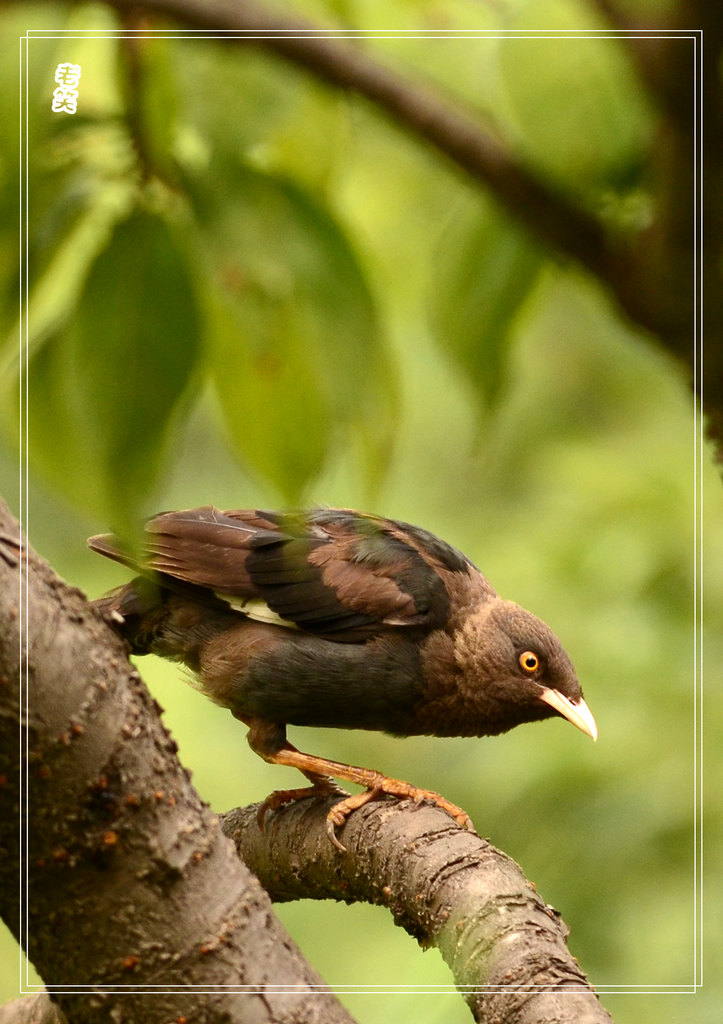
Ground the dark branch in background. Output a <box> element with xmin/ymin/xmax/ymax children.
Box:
<box><xmin>586</xmin><ymin>0</ymin><xmax>689</xmax><ymax>119</ymax></box>
<box><xmin>103</xmin><ymin>0</ymin><xmax>721</xmax><ymax>459</ymax></box>
<box><xmin>109</xmin><ymin>0</ymin><xmax>610</xmax><ymax>280</ymax></box>
<box><xmin>221</xmin><ymin>800</ymin><xmax>613</xmax><ymax>1024</ymax></box>
<box><xmin>117</xmin><ymin>15</ymin><xmax>156</xmax><ymax>182</ymax></box>
<box><xmin>0</xmin><ymin>499</ymin><xmax>356</xmax><ymax>1024</ymax></box>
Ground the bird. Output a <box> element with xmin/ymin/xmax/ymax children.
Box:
<box><xmin>88</xmin><ymin>506</ymin><xmax>597</xmax><ymax>849</ymax></box>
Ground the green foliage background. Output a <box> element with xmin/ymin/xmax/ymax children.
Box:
<box><xmin>1</xmin><ymin>2</ymin><xmax>720</xmax><ymax>1022</ymax></box>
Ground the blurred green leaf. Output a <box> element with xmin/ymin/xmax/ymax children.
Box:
<box><xmin>496</xmin><ymin>0</ymin><xmax>651</xmax><ymax>191</ymax></box>
<box><xmin>21</xmin><ymin>323</ymin><xmax>105</xmax><ymax>513</ymax></box>
<box><xmin>0</xmin><ymin>9</ymin><xmax>66</xmax><ymax>325</ymax></box>
<box><xmin>18</xmin><ymin>10</ymin><xmax>129</xmax><ymax>302</ymax></box>
<box><xmin>430</xmin><ymin>193</ymin><xmax>544</xmax><ymax>408</ymax></box>
<box><xmin>187</xmin><ymin>161</ymin><xmax>393</xmax><ymax>500</ymax></box>
<box><xmin>171</xmin><ymin>39</ymin><xmax>345</xmax><ymax>188</ymax></box>
<box><xmin>24</xmin><ymin>207</ymin><xmax>201</xmax><ymax>531</ymax></box>
<box><xmin>4</xmin><ymin>124</ymin><xmax>139</xmax><ymax>369</ymax></box>
<box><xmin>208</xmin><ymin>286</ymin><xmax>333</xmax><ymax>500</ymax></box>
<box><xmin>0</xmin><ymin>11</ymin><xmax>134</xmax><ymax>336</ymax></box>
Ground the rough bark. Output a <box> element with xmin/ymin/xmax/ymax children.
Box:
<box><xmin>0</xmin><ymin>496</ymin><xmax>356</xmax><ymax>1024</ymax></box>
<box><xmin>221</xmin><ymin>800</ymin><xmax>613</xmax><ymax>1024</ymax></box>
<box><xmin>0</xmin><ymin>995</ymin><xmax>67</xmax><ymax>1024</ymax></box>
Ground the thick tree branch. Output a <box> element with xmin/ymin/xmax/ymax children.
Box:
<box><xmin>221</xmin><ymin>800</ymin><xmax>613</xmax><ymax>1024</ymax></box>
<box><xmin>0</xmin><ymin>497</ymin><xmax>356</xmax><ymax>1024</ymax></box>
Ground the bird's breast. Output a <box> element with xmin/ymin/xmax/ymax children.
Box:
<box><xmin>196</xmin><ymin>621</ymin><xmax>427</xmax><ymax>735</ymax></box>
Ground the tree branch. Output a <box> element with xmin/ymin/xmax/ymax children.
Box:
<box><xmin>12</xmin><ymin>0</ymin><xmax>719</xmax><ymax>447</ymax></box>
<box><xmin>220</xmin><ymin>800</ymin><xmax>613</xmax><ymax>1024</ymax></box>
<box><xmin>99</xmin><ymin>0</ymin><xmax>719</xmax><ymax>458</ymax></box>
<box><xmin>0</xmin><ymin>497</ymin><xmax>357</xmax><ymax>1024</ymax></box>
<box><xmin>106</xmin><ymin>0</ymin><xmax>611</xmax><ymax>281</ymax></box>
<box><xmin>585</xmin><ymin>0</ymin><xmax>691</xmax><ymax>123</ymax></box>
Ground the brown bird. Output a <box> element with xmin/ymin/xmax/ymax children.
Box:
<box><xmin>89</xmin><ymin>506</ymin><xmax>597</xmax><ymax>849</ymax></box>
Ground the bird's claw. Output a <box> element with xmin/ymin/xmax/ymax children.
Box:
<box><xmin>322</xmin><ymin>785</ymin><xmax>475</xmax><ymax>851</ymax></box>
<box><xmin>257</xmin><ymin>779</ymin><xmax>351</xmax><ymax>833</ymax></box>
<box><xmin>325</xmin><ymin>816</ymin><xmax>349</xmax><ymax>853</ymax></box>
<box><xmin>255</xmin><ymin>751</ymin><xmax>475</xmax><ymax>849</ymax></box>
<box><xmin>379</xmin><ymin>781</ymin><xmax>474</xmax><ymax>834</ymax></box>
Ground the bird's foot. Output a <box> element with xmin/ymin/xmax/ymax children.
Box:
<box><xmin>245</xmin><ymin>725</ymin><xmax>474</xmax><ymax>851</ymax></box>
<box><xmin>256</xmin><ymin>773</ymin><xmax>349</xmax><ymax>831</ymax></box>
<box><xmin>324</xmin><ymin>780</ymin><xmax>475</xmax><ymax>850</ymax></box>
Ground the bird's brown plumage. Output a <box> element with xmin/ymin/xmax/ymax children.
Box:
<box><xmin>89</xmin><ymin>506</ymin><xmax>597</xmax><ymax>847</ymax></box>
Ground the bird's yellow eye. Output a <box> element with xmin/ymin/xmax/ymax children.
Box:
<box><xmin>519</xmin><ymin>651</ymin><xmax>540</xmax><ymax>674</ymax></box>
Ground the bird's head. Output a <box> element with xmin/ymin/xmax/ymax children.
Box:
<box><xmin>454</xmin><ymin>599</ymin><xmax>598</xmax><ymax>740</ymax></box>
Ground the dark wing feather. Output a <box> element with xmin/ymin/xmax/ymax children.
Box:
<box><xmin>88</xmin><ymin>506</ymin><xmax>480</xmax><ymax>641</ymax></box>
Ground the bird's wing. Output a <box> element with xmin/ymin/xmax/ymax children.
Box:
<box><xmin>89</xmin><ymin>506</ymin><xmax>480</xmax><ymax>640</ymax></box>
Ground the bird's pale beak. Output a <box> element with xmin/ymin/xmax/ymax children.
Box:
<box><xmin>538</xmin><ymin>688</ymin><xmax>598</xmax><ymax>741</ymax></box>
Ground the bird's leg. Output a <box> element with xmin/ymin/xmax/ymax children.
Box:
<box><xmin>239</xmin><ymin>717</ymin><xmax>349</xmax><ymax>834</ymax></box>
<box><xmin>257</xmin><ymin>763</ymin><xmax>349</xmax><ymax>820</ymax></box>
<box><xmin>241</xmin><ymin>716</ymin><xmax>474</xmax><ymax>852</ymax></box>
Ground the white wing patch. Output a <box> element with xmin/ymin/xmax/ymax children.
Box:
<box><xmin>215</xmin><ymin>592</ymin><xmax>300</xmax><ymax>631</ymax></box>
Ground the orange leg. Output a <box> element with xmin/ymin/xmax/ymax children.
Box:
<box><xmin>255</xmin><ymin>766</ymin><xmax>349</xmax><ymax>829</ymax></box>
<box><xmin>242</xmin><ymin>717</ymin><xmax>475</xmax><ymax>851</ymax></box>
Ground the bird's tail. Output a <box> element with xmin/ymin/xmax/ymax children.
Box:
<box><xmin>87</xmin><ymin>533</ymin><xmax>143</xmax><ymax>572</ymax></box>
<box><xmin>90</xmin><ymin>577</ymin><xmax>169</xmax><ymax>656</ymax></box>
<box><xmin>91</xmin><ymin>571</ymin><xmax>244</xmax><ymax>671</ymax></box>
